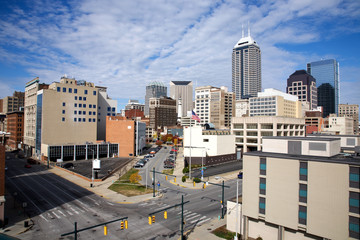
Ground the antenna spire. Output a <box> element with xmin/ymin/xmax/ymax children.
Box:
<box><xmin>242</xmin><ymin>23</ymin><xmax>244</xmax><ymax>38</ymax></box>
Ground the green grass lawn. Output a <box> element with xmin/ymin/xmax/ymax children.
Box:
<box><xmin>108</xmin><ymin>169</ymin><xmax>153</xmax><ymax>196</ymax></box>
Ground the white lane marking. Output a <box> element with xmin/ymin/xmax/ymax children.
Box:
<box><xmin>95</xmin><ymin>202</ymin><xmax>100</xmax><ymax>206</ymax></box>
<box><xmin>186</xmin><ymin>214</ymin><xmax>201</xmax><ymax>221</ymax></box>
<box><xmin>52</xmin><ymin>211</ymin><xmax>61</xmax><ymax>219</ymax></box>
<box><xmin>190</xmin><ymin>216</ymin><xmax>206</xmax><ymax>224</ymax></box>
<box><xmin>58</xmin><ymin>210</ymin><xmax>66</xmax><ymax>217</ymax></box>
<box><xmin>67</xmin><ymin>211</ymin><xmax>73</xmax><ymax>216</ymax></box>
<box><xmin>40</xmin><ymin>214</ymin><xmax>49</xmax><ymax>222</ymax></box>
<box><xmin>195</xmin><ymin>217</ymin><xmax>211</xmax><ymax>225</ymax></box>
<box><xmin>107</xmin><ymin>202</ymin><xmax>114</xmax><ymax>206</ymax></box>
<box><xmin>70</xmin><ymin>207</ymin><xmax>79</xmax><ymax>214</ymax></box>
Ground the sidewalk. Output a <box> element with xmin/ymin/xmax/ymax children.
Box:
<box><xmin>186</xmin><ymin>217</ymin><xmax>227</xmax><ymax>240</ymax></box>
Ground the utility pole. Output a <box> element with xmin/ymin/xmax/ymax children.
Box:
<box><xmin>181</xmin><ymin>195</ymin><xmax>184</xmax><ymax>240</ymax></box>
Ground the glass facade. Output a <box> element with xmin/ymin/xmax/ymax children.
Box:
<box><xmin>144</xmin><ymin>82</ymin><xmax>167</xmax><ymax>116</ymax></box>
<box><xmin>35</xmin><ymin>93</ymin><xmax>43</xmax><ymax>154</ymax></box>
<box><xmin>307</xmin><ymin>59</ymin><xmax>339</xmax><ymax>117</ymax></box>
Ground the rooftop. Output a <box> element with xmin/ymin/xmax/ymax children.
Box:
<box><xmin>170</xmin><ymin>81</ymin><xmax>192</xmax><ymax>85</ymax></box>
<box><xmin>263</xmin><ymin>136</ymin><xmax>340</xmax><ymax>142</ymax></box>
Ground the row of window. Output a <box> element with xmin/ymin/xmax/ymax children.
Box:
<box><xmin>61</xmin><ymin>117</ymin><xmax>97</xmax><ymax>122</ymax></box>
<box><xmin>57</xmin><ymin>87</ymin><xmax>97</xmax><ymax>96</ymax></box>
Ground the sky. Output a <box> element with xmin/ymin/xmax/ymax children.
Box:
<box><xmin>0</xmin><ymin>0</ymin><xmax>359</xmax><ymax>110</ymax></box>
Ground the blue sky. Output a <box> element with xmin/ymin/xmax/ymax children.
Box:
<box><xmin>0</xmin><ymin>0</ymin><xmax>359</xmax><ymax>110</ymax></box>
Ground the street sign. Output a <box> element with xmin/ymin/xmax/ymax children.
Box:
<box><xmin>201</xmin><ymin>170</ymin><xmax>204</xmax><ymax>174</ymax></box>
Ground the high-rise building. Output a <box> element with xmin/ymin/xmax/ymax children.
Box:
<box><xmin>149</xmin><ymin>97</ymin><xmax>177</xmax><ymax>129</ymax></box>
<box><xmin>287</xmin><ymin>70</ymin><xmax>317</xmax><ymax>110</ymax></box>
<box><xmin>307</xmin><ymin>59</ymin><xmax>339</xmax><ymax>118</ymax></box>
<box><xmin>97</xmin><ymin>86</ymin><xmax>117</xmax><ymax>141</ymax></box>
<box><xmin>194</xmin><ymin>86</ymin><xmax>234</xmax><ymax>129</ymax></box>
<box><xmin>1</xmin><ymin>91</ymin><xmax>25</xmax><ymax>133</ymax></box>
<box><xmin>232</xmin><ymin>30</ymin><xmax>261</xmax><ymax>100</ymax></box>
<box><xmin>169</xmin><ymin>81</ymin><xmax>193</xmax><ymax>117</ymax></box>
<box><xmin>338</xmin><ymin>104</ymin><xmax>359</xmax><ymax>135</ymax></box>
<box><xmin>145</xmin><ymin>82</ymin><xmax>167</xmax><ymax>116</ymax></box>
<box><xmin>24</xmin><ymin>77</ymin><xmax>49</xmax><ymax>157</ymax></box>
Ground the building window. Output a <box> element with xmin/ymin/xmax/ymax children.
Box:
<box><xmin>63</xmin><ymin>87</ymin><xmax>66</xmax><ymax>93</ymax></box>
<box><xmin>83</xmin><ymin>104</ymin><xmax>86</xmax><ymax>108</ymax></box>
<box><xmin>69</xmin><ymin>88</ymin><xmax>72</xmax><ymax>93</ymax></box>
<box><xmin>57</xmin><ymin>87</ymin><xmax>60</xmax><ymax>92</ymax></box>
<box><xmin>83</xmin><ymin>111</ymin><xmax>86</xmax><ymax>115</ymax></box>
<box><xmin>78</xmin><ymin>118</ymin><xmax>81</xmax><ymax>122</ymax></box>
<box><xmin>349</xmin><ymin>216</ymin><xmax>360</xmax><ymax>239</ymax></box>
<box><xmin>93</xmin><ymin>111</ymin><xmax>95</xmax><ymax>115</ymax></box>
<box><xmin>74</xmin><ymin>103</ymin><xmax>77</xmax><ymax>107</ymax></box>
<box><xmin>349</xmin><ymin>191</ymin><xmax>359</xmax><ymax>214</ymax></box>
<box><xmin>79</xmin><ymin>111</ymin><xmax>82</xmax><ymax>115</ymax></box>
<box><xmin>79</xmin><ymin>104</ymin><xmax>82</xmax><ymax>108</ymax></box>
<box><xmin>89</xmin><ymin>105</ymin><xmax>92</xmax><ymax>108</ymax></box>
<box><xmin>93</xmin><ymin>118</ymin><xmax>96</xmax><ymax>122</ymax></box>
<box><xmin>88</xmin><ymin>118</ymin><xmax>91</xmax><ymax>122</ymax></box>
<box><xmin>259</xmin><ymin>197</ymin><xmax>265</xmax><ymax>214</ymax></box>
<box><xmin>83</xmin><ymin>97</ymin><xmax>86</xmax><ymax>101</ymax></box>
<box><xmin>112</xmin><ymin>113</ymin><xmax>115</xmax><ymax>116</ymax></box>
<box><xmin>260</xmin><ymin>178</ymin><xmax>266</xmax><ymax>195</ymax></box>
<box><xmin>89</xmin><ymin>112</ymin><xmax>92</xmax><ymax>115</ymax></box>
<box><xmin>79</xmin><ymin>96</ymin><xmax>82</xmax><ymax>100</ymax></box>
<box><xmin>74</xmin><ymin>111</ymin><xmax>77</xmax><ymax>114</ymax></box>
<box><xmin>260</xmin><ymin>157</ymin><xmax>266</xmax><ymax>175</ymax></box>
<box><xmin>107</xmin><ymin>107</ymin><xmax>111</xmax><ymax>111</ymax></box>
<box><xmin>62</xmin><ymin>110</ymin><xmax>65</xmax><ymax>114</ymax></box>
<box><xmin>299</xmin><ymin>184</ymin><xmax>307</xmax><ymax>203</ymax></box>
<box><xmin>298</xmin><ymin>205</ymin><xmax>307</xmax><ymax>225</ymax></box>
<box><xmin>300</xmin><ymin>162</ymin><xmax>308</xmax><ymax>181</ymax></box>
<box><xmin>84</xmin><ymin>90</ymin><xmax>88</xmax><ymax>94</ymax></box>
<box><xmin>350</xmin><ymin>167</ymin><xmax>359</xmax><ymax>188</ymax></box>
<box><xmin>62</xmin><ymin>117</ymin><xmax>65</xmax><ymax>122</ymax></box>
<box><xmin>74</xmin><ymin>118</ymin><xmax>77</xmax><ymax>122</ymax></box>
<box><xmin>112</xmin><ymin>107</ymin><xmax>115</xmax><ymax>112</ymax></box>
<box><xmin>83</xmin><ymin>118</ymin><xmax>85</xmax><ymax>122</ymax></box>
<box><xmin>203</xmin><ymin>139</ymin><xmax>209</xmax><ymax>142</ymax></box>
<box><xmin>93</xmin><ymin>91</ymin><xmax>96</xmax><ymax>95</ymax></box>
<box><xmin>75</xmin><ymin>96</ymin><xmax>77</xmax><ymax>100</ymax></box>
<box><xmin>107</xmin><ymin>113</ymin><xmax>110</xmax><ymax>116</ymax></box>
<box><xmin>62</xmin><ymin>102</ymin><xmax>65</xmax><ymax>106</ymax></box>
<box><xmin>74</xmin><ymin>89</ymin><xmax>78</xmax><ymax>93</ymax></box>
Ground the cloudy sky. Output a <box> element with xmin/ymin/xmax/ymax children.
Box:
<box><xmin>0</xmin><ymin>0</ymin><xmax>359</xmax><ymax>109</ymax></box>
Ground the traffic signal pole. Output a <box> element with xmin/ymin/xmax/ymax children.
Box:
<box><xmin>202</xmin><ymin>180</ymin><xmax>230</xmax><ymax>219</ymax></box>
<box><xmin>153</xmin><ymin>167</ymin><xmax>155</xmax><ymax>197</ymax></box>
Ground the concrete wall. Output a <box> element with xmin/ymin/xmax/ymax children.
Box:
<box><xmin>242</xmin><ymin>155</ymin><xmax>259</xmax><ymax>218</ymax></box>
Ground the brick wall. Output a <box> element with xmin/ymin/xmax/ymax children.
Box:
<box><xmin>106</xmin><ymin>116</ymin><xmax>135</xmax><ymax>157</ymax></box>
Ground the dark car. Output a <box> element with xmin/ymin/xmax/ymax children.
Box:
<box><xmin>27</xmin><ymin>158</ymin><xmax>37</xmax><ymax>164</ymax></box>
<box><xmin>24</xmin><ymin>164</ymin><xmax>31</xmax><ymax>168</ymax></box>
<box><xmin>63</xmin><ymin>162</ymin><xmax>74</xmax><ymax>169</ymax></box>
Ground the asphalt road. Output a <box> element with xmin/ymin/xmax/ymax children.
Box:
<box><xmin>5</xmin><ymin>150</ymin><xmax>242</xmax><ymax>240</ymax></box>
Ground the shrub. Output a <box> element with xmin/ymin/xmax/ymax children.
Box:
<box><xmin>193</xmin><ymin>177</ymin><xmax>201</xmax><ymax>183</ymax></box>
<box><xmin>182</xmin><ymin>167</ymin><xmax>189</xmax><ymax>173</ymax></box>
<box><xmin>129</xmin><ymin>172</ymin><xmax>142</xmax><ymax>184</ymax></box>
<box><xmin>182</xmin><ymin>176</ymin><xmax>187</xmax><ymax>182</ymax></box>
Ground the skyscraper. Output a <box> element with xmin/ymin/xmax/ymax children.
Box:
<box><xmin>287</xmin><ymin>70</ymin><xmax>317</xmax><ymax>110</ymax></box>
<box><xmin>169</xmin><ymin>81</ymin><xmax>193</xmax><ymax>117</ymax></box>
<box><xmin>232</xmin><ymin>29</ymin><xmax>261</xmax><ymax>100</ymax></box>
<box><xmin>144</xmin><ymin>82</ymin><xmax>167</xmax><ymax>116</ymax></box>
<box><xmin>307</xmin><ymin>59</ymin><xmax>339</xmax><ymax>118</ymax></box>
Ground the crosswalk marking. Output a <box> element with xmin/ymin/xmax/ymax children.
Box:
<box><xmin>52</xmin><ymin>211</ymin><xmax>61</xmax><ymax>219</ymax></box>
<box><xmin>186</xmin><ymin>214</ymin><xmax>201</xmax><ymax>221</ymax></box>
<box><xmin>58</xmin><ymin>210</ymin><xmax>66</xmax><ymax>217</ymax></box>
<box><xmin>196</xmin><ymin>217</ymin><xmax>211</xmax><ymax>225</ymax></box>
<box><xmin>190</xmin><ymin>216</ymin><xmax>206</xmax><ymax>224</ymax></box>
<box><xmin>67</xmin><ymin>210</ymin><xmax>73</xmax><ymax>216</ymax></box>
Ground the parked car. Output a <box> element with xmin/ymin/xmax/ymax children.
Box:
<box><xmin>24</xmin><ymin>164</ymin><xmax>32</xmax><ymax>168</ymax></box>
<box><xmin>63</xmin><ymin>162</ymin><xmax>74</xmax><ymax>169</ymax></box>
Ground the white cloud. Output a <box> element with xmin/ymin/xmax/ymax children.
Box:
<box><xmin>0</xmin><ymin>0</ymin><xmax>359</xmax><ymax>107</ymax></box>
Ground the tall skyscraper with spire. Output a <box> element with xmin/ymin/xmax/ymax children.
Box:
<box><xmin>232</xmin><ymin>26</ymin><xmax>261</xmax><ymax>100</ymax></box>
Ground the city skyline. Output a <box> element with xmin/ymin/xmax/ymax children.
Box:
<box><xmin>0</xmin><ymin>0</ymin><xmax>359</xmax><ymax>110</ymax></box>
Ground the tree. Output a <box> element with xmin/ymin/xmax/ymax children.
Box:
<box><xmin>129</xmin><ymin>172</ymin><xmax>142</xmax><ymax>184</ymax></box>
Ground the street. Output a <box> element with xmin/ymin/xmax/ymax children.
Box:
<box><xmin>5</xmin><ymin>148</ymin><xmax>242</xmax><ymax>239</ymax></box>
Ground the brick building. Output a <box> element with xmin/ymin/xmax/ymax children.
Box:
<box><xmin>6</xmin><ymin>111</ymin><xmax>24</xmax><ymax>150</ymax></box>
<box><xmin>149</xmin><ymin>97</ymin><xmax>177</xmax><ymax>129</ymax></box>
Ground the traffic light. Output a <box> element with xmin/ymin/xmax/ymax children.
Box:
<box><xmin>164</xmin><ymin>211</ymin><xmax>167</xmax><ymax>219</ymax></box>
<box><xmin>104</xmin><ymin>225</ymin><xmax>108</xmax><ymax>235</ymax></box>
<box><xmin>124</xmin><ymin>220</ymin><xmax>128</xmax><ymax>229</ymax></box>
<box><xmin>120</xmin><ymin>221</ymin><xmax>124</xmax><ymax>230</ymax></box>
<box><xmin>203</xmin><ymin>183</ymin><xmax>206</xmax><ymax>189</ymax></box>
<box><xmin>174</xmin><ymin>177</ymin><xmax>176</xmax><ymax>183</ymax></box>
<box><xmin>152</xmin><ymin>215</ymin><xmax>155</xmax><ymax>223</ymax></box>
<box><xmin>193</xmin><ymin>181</ymin><xmax>195</xmax><ymax>187</ymax></box>
<box><xmin>148</xmin><ymin>216</ymin><xmax>152</xmax><ymax>225</ymax></box>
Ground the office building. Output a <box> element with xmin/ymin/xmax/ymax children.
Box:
<box><xmin>24</xmin><ymin>77</ymin><xmax>49</xmax><ymax>156</ymax></box>
<box><xmin>6</xmin><ymin>111</ymin><xmax>24</xmax><ymax>150</ymax></box>
<box><xmin>235</xmin><ymin>99</ymin><xmax>249</xmax><ymax>117</ymax></box>
<box><xmin>232</xmin><ymin>30</ymin><xmax>261</xmax><ymax>100</ymax></box>
<box><xmin>145</xmin><ymin>82</ymin><xmax>167</xmax><ymax>116</ymax></box>
<box><xmin>339</xmin><ymin>104</ymin><xmax>359</xmax><ymax>135</ymax></box>
<box><xmin>2</xmin><ymin>91</ymin><xmax>24</xmax><ymax>113</ymax></box>
<box><xmin>106</xmin><ymin>116</ymin><xmax>146</xmax><ymax>157</ymax></box>
<box><xmin>195</xmin><ymin>86</ymin><xmax>234</xmax><ymax>129</ymax></box>
<box><xmin>307</xmin><ymin>59</ymin><xmax>339</xmax><ymax>117</ymax></box>
<box><xmin>249</xmin><ymin>88</ymin><xmax>302</xmax><ymax>118</ymax></box>
<box><xmin>170</xmin><ymin>81</ymin><xmax>193</xmax><ymax>117</ymax></box>
<box><xmin>323</xmin><ymin>114</ymin><xmax>354</xmax><ymax>135</ymax></box>
<box><xmin>240</xmin><ymin>136</ymin><xmax>359</xmax><ymax>240</ymax></box>
<box><xmin>97</xmin><ymin>86</ymin><xmax>117</xmax><ymax>141</ymax></box>
<box><xmin>125</xmin><ymin>99</ymin><xmax>145</xmax><ymax>112</ymax></box>
<box><xmin>232</xmin><ymin>116</ymin><xmax>305</xmax><ymax>152</ymax></box>
<box><xmin>183</xmin><ymin>126</ymin><xmax>236</xmax><ymax>166</ymax></box>
<box><xmin>305</xmin><ymin>110</ymin><xmax>324</xmax><ymax>135</ymax></box>
<box><xmin>149</xmin><ymin>97</ymin><xmax>177</xmax><ymax>129</ymax></box>
<box><xmin>287</xmin><ymin>70</ymin><xmax>317</xmax><ymax>110</ymax></box>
